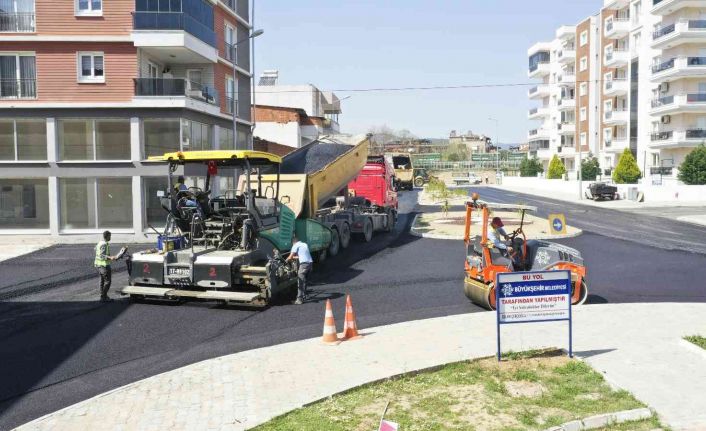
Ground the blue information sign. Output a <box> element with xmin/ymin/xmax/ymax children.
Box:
<box><xmin>496</xmin><ymin>270</ymin><xmax>573</xmax><ymax>361</ymax></box>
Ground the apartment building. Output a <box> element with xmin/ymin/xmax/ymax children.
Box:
<box><xmin>0</xmin><ymin>0</ymin><xmax>253</xmax><ymax>239</ymax></box>
<box><xmin>528</xmin><ymin>0</ymin><xmax>706</xmax><ymax>184</ymax></box>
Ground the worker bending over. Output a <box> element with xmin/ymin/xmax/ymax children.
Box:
<box><xmin>286</xmin><ymin>234</ymin><xmax>313</xmax><ymax>305</ymax></box>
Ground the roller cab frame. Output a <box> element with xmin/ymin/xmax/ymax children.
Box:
<box><xmin>122</xmin><ymin>150</ymin><xmax>299</xmax><ymax>307</ymax></box>
<box><xmin>463</xmin><ymin>199</ymin><xmax>588</xmax><ymax>310</ymax></box>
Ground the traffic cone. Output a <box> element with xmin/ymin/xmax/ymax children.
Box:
<box><xmin>321</xmin><ymin>299</ymin><xmax>340</xmax><ymax>345</ymax></box>
<box><xmin>341</xmin><ymin>294</ymin><xmax>362</xmax><ymax>340</ymax></box>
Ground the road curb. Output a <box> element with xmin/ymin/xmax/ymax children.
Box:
<box><xmin>410</xmin><ymin>214</ymin><xmax>583</xmax><ymax>241</ymax></box>
<box><xmin>543</xmin><ymin>407</ymin><xmax>654</xmax><ymax>430</ymax></box>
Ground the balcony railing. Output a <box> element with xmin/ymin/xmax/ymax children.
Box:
<box><xmin>689</xmin><ymin>20</ymin><xmax>706</xmax><ymax>29</ymax></box>
<box><xmin>653</xmin><ymin>23</ymin><xmax>675</xmax><ymax>39</ymax></box>
<box><xmin>133</xmin><ymin>11</ymin><xmax>216</xmax><ymax>48</ymax></box>
<box><xmin>225</xmin><ymin>42</ymin><xmax>237</xmax><ymax>64</ymax></box>
<box><xmin>686</xmin><ymin>93</ymin><xmax>706</xmax><ymax>103</ymax></box>
<box><xmin>650</xmin><ymin>166</ymin><xmax>673</xmax><ymax>175</ymax></box>
<box><xmin>134</xmin><ymin>78</ymin><xmax>218</xmax><ymax>105</ymax></box>
<box><xmin>651</xmin><ymin>95</ymin><xmax>674</xmax><ymax>107</ymax></box>
<box><xmin>225</xmin><ymin>94</ymin><xmax>238</xmax><ymax>116</ymax></box>
<box><xmin>529</xmin><ymin>86</ymin><xmax>538</xmax><ymax>94</ymax></box>
<box><xmin>529</xmin><ymin>61</ymin><xmax>549</xmax><ymax>73</ymax></box>
<box><xmin>687</xmin><ymin>56</ymin><xmax>706</xmax><ymax>66</ymax></box>
<box><xmin>529</xmin><ymin>129</ymin><xmax>539</xmax><ymax>136</ymax></box>
<box><xmin>558</xmin><ymin>98</ymin><xmax>575</xmax><ymax>106</ymax></box>
<box><xmin>529</xmin><ymin>107</ymin><xmax>538</xmax><ymax>115</ymax></box>
<box><xmin>651</xmin><ymin>131</ymin><xmax>673</xmax><ymax>141</ymax></box>
<box><xmin>686</xmin><ymin>128</ymin><xmax>706</xmax><ymax>139</ymax></box>
<box><xmin>0</xmin><ymin>12</ymin><xmax>35</xmax><ymax>32</ymax></box>
<box><xmin>652</xmin><ymin>58</ymin><xmax>675</xmax><ymax>73</ymax></box>
<box><xmin>0</xmin><ymin>78</ymin><xmax>37</xmax><ymax>99</ymax></box>
<box><xmin>604</xmin><ymin>109</ymin><xmax>627</xmax><ymax>120</ymax></box>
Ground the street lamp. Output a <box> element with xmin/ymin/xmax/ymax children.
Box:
<box><xmin>229</xmin><ymin>29</ymin><xmax>264</xmax><ymax>150</ymax></box>
<box><xmin>488</xmin><ymin>117</ymin><xmax>499</xmax><ymax>182</ymax></box>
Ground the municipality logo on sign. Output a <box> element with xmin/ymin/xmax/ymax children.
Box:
<box><xmin>501</xmin><ymin>283</ymin><xmax>514</xmax><ymax>297</ymax></box>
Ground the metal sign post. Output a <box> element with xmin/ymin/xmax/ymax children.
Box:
<box><xmin>496</xmin><ymin>270</ymin><xmax>573</xmax><ymax>361</ymax></box>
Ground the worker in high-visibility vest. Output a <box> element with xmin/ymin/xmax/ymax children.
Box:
<box><xmin>95</xmin><ymin>230</ymin><xmax>119</xmax><ymax>302</ymax></box>
<box><xmin>173</xmin><ymin>176</ymin><xmax>188</xmax><ymax>195</ymax></box>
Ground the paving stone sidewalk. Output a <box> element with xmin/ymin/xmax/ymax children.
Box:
<box><xmin>15</xmin><ymin>303</ymin><xmax>706</xmax><ymax>431</ymax></box>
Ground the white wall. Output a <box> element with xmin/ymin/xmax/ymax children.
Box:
<box><xmin>255</xmin><ymin>122</ymin><xmax>301</xmax><ymax>148</ymax></box>
<box><xmin>255</xmin><ymin>85</ymin><xmax>325</xmax><ymax>117</ymax></box>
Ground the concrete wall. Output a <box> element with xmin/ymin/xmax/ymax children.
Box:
<box><xmin>254</xmin><ymin>122</ymin><xmax>300</xmax><ymax>148</ymax></box>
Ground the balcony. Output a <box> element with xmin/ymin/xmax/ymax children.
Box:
<box><xmin>650</xmin><ymin>129</ymin><xmax>706</xmax><ymax>148</ymax></box>
<box><xmin>651</xmin><ymin>56</ymin><xmax>706</xmax><ymax>82</ymax></box>
<box><xmin>556</xmin><ymin>26</ymin><xmax>576</xmax><ymax>40</ymax></box>
<box><xmin>528</xmin><ymin>128</ymin><xmax>550</xmax><ymax>141</ymax></box>
<box><xmin>0</xmin><ymin>12</ymin><xmax>35</xmax><ymax>33</ymax></box>
<box><xmin>604</xmin><ymin>49</ymin><xmax>630</xmax><ymax>67</ymax></box>
<box><xmin>652</xmin><ymin>20</ymin><xmax>706</xmax><ymax>49</ymax></box>
<box><xmin>557</xmin><ymin>73</ymin><xmax>576</xmax><ymax>85</ymax></box>
<box><xmin>133</xmin><ymin>78</ymin><xmax>221</xmax><ymax>114</ymax></box>
<box><xmin>652</xmin><ymin>0</ymin><xmax>704</xmax><ymax>15</ymax></box>
<box><xmin>604</xmin><ymin>0</ymin><xmax>630</xmax><ymax>9</ymax></box>
<box><xmin>603</xmin><ymin>79</ymin><xmax>629</xmax><ymax>96</ymax></box>
<box><xmin>604</xmin><ymin>17</ymin><xmax>630</xmax><ymax>39</ymax></box>
<box><xmin>222</xmin><ymin>0</ymin><xmax>249</xmax><ymax>21</ymax></box>
<box><xmin>605</xmin><ymin>135</ymin><xmax>630</xmax><ymax>151</ymax></box>
<box><xmin>557</xmin><ymin>97</ymin><xmax>576</xmax><ymax>110</ymax></box>
<box><xmin>132</xmin><ymin>9</ymin><xmax>218</xmax><ymax>64</ymax></box>
<box><xmin>225</xmin><ymin>94</ymin><xmax>238</xmax><ymax>116</ymax></box>
<box><xmin>528</xmin><ymin>84</ymin><xmax>550</xmax><ymax>99</ymax></box>
<box><xmin>528</xmin><ymin>61</ymin><xmax>550</xmax><ymax>78</ymax></box>
<box><xmin>557</xmin><ymin>122</ymin><xmax>576</xmax><ymax>135</ymax></box>
<box><xmin>224</xmin><ymin>42</ymin><xmax>237</xmax><ymax>64</ymax></box>
<box><xmin>603</xmin><ymin>109</ymin><xmax>629</xmax><ymax>125</ymax></box>
<box><xmin>528</xmin><ymin>107</ymin><xmax>549</xmax><ymax>120</ymax></box>
<box><xmin>0</xmin><ymin>78</ymin><xmax>37</xmax><ymax>99</ymax></box>
<box><xmin>557</xmin><ymin>48</ymin><xmax>576</xmax><ymax>64</ymax></box>
<box><xmin>650</xmin><ymin>93</ymin><xmax>706</xmax><ymax>115</ymax></box>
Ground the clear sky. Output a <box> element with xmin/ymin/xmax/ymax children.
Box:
<box><xmin>255</xmin><ymin>0</ymin><xmax>600</xmax><ymax>144</ymax></box>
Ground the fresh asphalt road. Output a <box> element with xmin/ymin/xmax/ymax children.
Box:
<box><xmin>1</xmin><ymin>188</ymin><xmax>706</xmax><ymax>429</ymax></box>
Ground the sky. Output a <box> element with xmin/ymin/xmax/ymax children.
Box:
<box><xmin>255</xmin><ymin>0</ymin><xmax>601</xmax><ymax>144</ymax></box>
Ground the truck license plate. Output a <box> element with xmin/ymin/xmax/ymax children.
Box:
<box><xmin>169</xmin><ymin>268</ymin><xmax>190</xmax><ymax>277</ymax></box>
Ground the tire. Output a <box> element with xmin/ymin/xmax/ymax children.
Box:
<box><xmin>414</xmin><ymin>177</ymin><xmax>424</xmax><ymax>187</ymax></box>
<box><xmin>573</xmin><ymin>279</ymin><xmax>589</xmax><ymax>305</ymax></box>
<box><xmin>340</xmin><ymin>222</ymin><xmax>351</xmax><ymax>249</ymax></box>
<box><xmin>355</xmin><ymin>218</ymin><xmax>373</xmax><ymax>242</ymax></box>
<box><xmin>328</xmin><ymin>227</ymin><xmax>340</xmax><ymax>257</ymax></box>
<box><xmin>383</xmin><ymin>209</ymin><xmax>395</xmax><ymax>232</ymax></box>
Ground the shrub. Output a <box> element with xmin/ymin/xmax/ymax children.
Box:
<box><xmin>678</xmin><ymin>144</ymin><xmax>706</xmax><ymax>185</ymax></box>
<box><xmin>581</xmin><ymin>155</ymin><xmax>600</xmax><ymax>181</ymax></box>
<box><xmin>547</xmin><ymin>155</ymin><xmax>566</xmax><ymax>179</ymax></box>
<box><xmin>612</xmin><ymin>149</ymin><xmax>641</xmax><ymax>184</ymax></box>
<box><xmin>520</xmin><ymin>157</ymin><xmax>543</xmax><ymax>177</ymax></box>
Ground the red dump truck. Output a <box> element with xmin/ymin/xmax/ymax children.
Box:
<box><xmin>347</xmin><ymin>155</ymin><xmax>399</xmax><ymax>235</ymax></box>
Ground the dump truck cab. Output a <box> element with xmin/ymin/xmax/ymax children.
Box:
<box><xmin>123</xmin><ymin>150</ymin><xmax>299</xmax><ymax>307</ymax></box>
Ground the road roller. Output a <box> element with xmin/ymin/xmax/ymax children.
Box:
<box><xmin>463</xmin><ymin>197</ymin><xmax>588</xmax><ymax>310</ymax></box>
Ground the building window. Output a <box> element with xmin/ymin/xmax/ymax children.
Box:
<box><xmin>580</xmin><ymin>30</ymin><xmax>588</xmax><ymax>46</ymax></box>
<box><xmin>143</xmin><ymin>177</ymin><xmax>168</xmax><ymax>228</ymax></box>
<box><xmin>143</xmin><ymin>118</ymin><xmax>181</xmax><ymax>159</ymax></box>
<box><xmin>76</xmin><ymin>0</ymin><xmax>102</xmax><ymax>16</ymax></box>
<box><xmin>580</xmin><ymin>56</ymin><xmax>588</xmax><ymax>72</ymax></box>
<box><xmin>182</xmin><ymin>119</ymin><xmax>213</xmax><ymax>151</ymax></box>
<box><xmin>77</xmin><ymin>52</ymin><xmax>104</xmax><ymax>83</ymax></box>
<box><xmin>59</xmin><ymin>177</ymin><xmax>132</xmax><ymax>230</ymax></box>
<box><xmin>0</xmin><ymin>119</ymin><xmax>46</xmax><ymax>161</ymax></box>
<box><xmin>632</xmin><ymin>1</ymin><xmax>641</xmax><ymax>25</ymax></box>
<box><xmin>0</xmin><ymin>53</ymin><xmax>36</xmax><ymax>99</ymax></box>
<box><xmin>58</xmin><ymin>119</ymin><xmax>130</xmax><ymax>161</ymax></box>
<box><xmin>579</xmin><ymin>82</ymin><xmax>588</xmax><ymax>96</ymax></box>
<box><xmin>219</xmin><ymin>127</ymin><xmax>234</xmax><ymax>150</ymax></box>
<box><xmin>0</xmin><ymin>0</ymin><xmax>36</xmax><ymax>33</ymax></box>
<box><xmin>580</xmin><ymin>107</ymin><xmax>587</xmax><ymax>122</ymax></box>
<box><xmin>604</xmin><ymin>128</ymin><xmax>613</xmax><ymax>145</ymax></box>
<box><xmin>226</xmin><ymin>76</ymin><xmax>236</xmax><ymax>115</ymax></box>
<box><xmin>604</xmin><ymin>99</ymin><xmax>613</xmax><ymax>113</ymax></box>
<box><xmin>224</xmin><ymin>23</ymin><xmax>236</xmax><ymax>64</ymax></box>
<box><xmin>580</xmin><ymin>132</ymin><xmax>587</xmax><ymax>147</ymax></box>
<box><xmin>0</xmin><ymin>178</ymin><xmax>49</xmax><ymax>229</ymax></box>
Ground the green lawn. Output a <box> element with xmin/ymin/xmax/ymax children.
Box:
<box><xmin>684</xmin><ymin>335</ymin><xmax>706</xmax><ymax>350</ymax></box>
<box><xmin>254</xmin><ymin>349</ymin><xmax>664</xmax><ymax>431</ymax></box>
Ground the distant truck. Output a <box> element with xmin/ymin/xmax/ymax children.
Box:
<box><xmin>452</xmin><ymin>171</ymin><xmax>482</xmax><ymax>186</ymax></box>
<box><xmin>348</xmin><ymin>155</ymin><xmax>399</xmax><ymax>233</ymax></box>
<box><xmin>390</xmin><ymin>153</ymin><xmax>414</xmax><ymax>190</ymax></box>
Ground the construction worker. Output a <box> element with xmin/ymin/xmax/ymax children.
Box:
<box><xmin>286</xmin><ymin>233</ymin><xmax>313</xmax><ymax>305</ymax></box>
<box><xmin>487</xmin><ymin>217</ymin><xmax>514</xmax><ymax>269</ymax></box>
<box><xmin>173</xmin><ymin>176</ymin><xmax>188</xmax><ymax>194</ymax></box>
<box><xmin>95</xmin><ymin>230</ymin><xmax>120</xmax><ymax>302</ymax></box>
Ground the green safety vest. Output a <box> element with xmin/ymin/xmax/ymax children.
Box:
<box><xmin>94</xmin><ymin>241</ymin><xmax>110</xmax><ymax>267</ymax></box>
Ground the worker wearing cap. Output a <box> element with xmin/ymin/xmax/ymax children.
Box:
<box><xmin>173</xmin><ymin>176</ymin><xmax>188</xmax><ymax>194</ymax></box>
<box><xmin>488</xmin><ymin>217</ymin><xmax>514</xmax><ymax>269</ymax></box>
<box><xmin>286</xmin><ymin>233</ymin><xmax>313</xmax><ymax>305</ymax></box>
<box><xmin>94</xmin><ymin>230</ymin><xmax>119</xmax><ymax>302</ymax></box>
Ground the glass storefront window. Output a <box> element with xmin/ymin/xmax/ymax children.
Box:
<box><xmin>0</xmin><ymin>179</ymin><xmax>49</xmax><ymax>229</ymax></box>
<box><xmin>219</xmin><ymin>127</ymin><xmax>234</xmax><ymax>150</ymax></box>
<box><xmin>143</xmin><ymin>119</ymin><xmax>180</xmax><ymax>158</ymax></box>
<box><xmin>0</xmin><ymin>119</ymin><xmax>47</xmax><ymax>161</ymax></box>
<box><xmin>58</xmin><ymin>119</ymin><xmax>130</xmax><ymax>161</ymax></box>
<box><xmin>143</xmin><ymin>177</ymin><xmax>168</xmax><ymax>228</ymax></box>
<box><xmin>181</xmin><ymin>119</ymin><xmax>212</xmax><ymax>151</ymax></box>
<box><xmin>59</xmin><ymin>177</ymin><xmax>132</xmax><ymax>230</ymax></box>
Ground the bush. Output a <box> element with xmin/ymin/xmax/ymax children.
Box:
<box><xmin>581</xmin><ymin>155</ymin><xmax>600</xmax><ymax>181</ymax></box>
<box><xmin>678</xmin><ymin>144</ymin><xmax>706</xmax><ymax>185</ymax></box>
<box><xmin>547</xmin><ymin>155</ymin><xmax>566</xmax><ymax>179</ymax></box>
<box><xmin>520</xmin><ymin>157</ymin><xmax>543</xmax><ymax>177</ymax></box>
<box><xmin>612</xmin><ymin>149</ymin><xmax>641</xmax><ymax>184</ymax></box>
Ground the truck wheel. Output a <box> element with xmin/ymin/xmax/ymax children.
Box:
<box><xmin>414</xmin><ymin>177</ymin><xmax>424</xmax><ymax>187</ymax></box>
<box><xmin>383</xmin><ymin>209</ymin><xmax>395</xmax><ymax>232</ymax></box>
<box><xmin>340</xmin><ymin>222</ymin><xmax>351</xmax><ymax>249</ymax></box>
<box><xmin>328</xmin><ymin>227</ymin><xmax>340</xmax><ymax>256</ymax></box>
<box><xmin>356</xmin><ymin>218</ymin><xmax>373</xmax><ymax>242</ymax></box>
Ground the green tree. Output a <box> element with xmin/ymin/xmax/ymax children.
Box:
<box><xmin>447</xmin><ymin>152</ymin><xmax>461</xmax><ymax>162</ymax></box>
<box><xmin>547</xmin><ymin>155</ymin><xmax>566</xmax><ymax>179</ymax></box>
<box><xmin>612</xmin><ymin>148</ymin><xmax>642</xmax><ymax>184</ymax></box>
<box><xmin>678</xmin><ymin>144</ymin><xmax>706</xmax><ymax>185</ymax></box>
<box><xmin>581</xmin><ymin>154</ymin><xmax>600</xmax><ymax>181</ymax></box>
<box><xmin>519</xmin><ymin>156</ymin><xmax>544</xmax><ymax>177</ymax></box>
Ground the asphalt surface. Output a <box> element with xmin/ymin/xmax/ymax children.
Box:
<box><xmin>1</xmin><ymin>188</ymin><xmax>706</xmax><ymax>429</ymax></box>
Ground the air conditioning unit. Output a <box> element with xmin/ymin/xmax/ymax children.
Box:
<box><xmin>659</xmin><ymin>83</ymin><xmax>669</xmax><ymax>93</ymax></box>
<box><xmin>661</xmin><ymin>115</ymin><xmax>671</xmax><ymax>124</ymax></box>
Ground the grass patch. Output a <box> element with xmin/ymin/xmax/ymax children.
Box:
<box><xmin>253</xmin><ymin>349</ymin><xmax>664</xmax><ymax>431</ymax></box>
<box><xmin>684</xmin><ymin>335</ymin><xmax>706</xmax><ymax>350</ymax></box>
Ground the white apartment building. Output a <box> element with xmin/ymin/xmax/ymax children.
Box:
<box><xmin>528</xmin><ymin>0</ymin><xmax>706</xmax><ymax>185</ymax></box>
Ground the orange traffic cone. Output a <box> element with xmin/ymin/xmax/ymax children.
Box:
<box><xmin>341</xmin><ymin>294</ymin><xmax>362</xmax><ymax>340</ymax></box>
<box><xmin>322</xmin><ymin>299</ymin><xmax>340</xmax><ymax>345</ymax></box>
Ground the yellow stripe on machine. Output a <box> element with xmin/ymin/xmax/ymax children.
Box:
<box><xmin>149</xmin><ymin>150</ymin><xmax>282</xmax><ymax>164</ymax></box>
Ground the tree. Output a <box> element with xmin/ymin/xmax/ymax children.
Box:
<box><xmin>547</xmin><ymin>155</ymin><xmax>566</xmax><ymax>179</ymax></box>
<box><xmin>612</xmin><ymin>148</ymin><xmax>642</xmax><ymax>184</ymax></box>
<box><xmin>581</xmin><ymin>154</ymin><xmax>600</xmax><ymax>181</ymax></box>
<box><xmin>678</xmin><ymin>144</ymin><xmax>706</xmax><ymax>185</ymax></box>
<box><xmin>519</xmin><ymin>157</ymin><xmax>543</xmax><ymax>177</ymax></box>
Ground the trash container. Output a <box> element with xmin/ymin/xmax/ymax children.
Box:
<box><xmin>627</xmin><ymin>187</ymin><xmax>638</xmax><ymax>201</ymax></box>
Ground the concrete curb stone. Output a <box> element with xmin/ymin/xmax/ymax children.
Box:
<box><xmin>543</xmin><ymin>408</ymin><xmax>653</xmax><ymax>431</ymax></box>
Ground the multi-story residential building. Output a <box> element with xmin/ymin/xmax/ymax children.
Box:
<box><xmin>528</xmin><ymin>0</ymin><xmax>706</xmax><ymax>184</ymax></box>
<box><xmin>253</xmin><ymin>70</ymin><xmax>342</xmax><ymax>148</ymax></box>
<box><xmin>448</xmin><ymin>130</ymin><xmax>491</xmax><ymax>154</ymax></box>
<box><xmin>0</xmin><ymin>0</ymin><xmax>253</xmax><ymax>239</ymax></box>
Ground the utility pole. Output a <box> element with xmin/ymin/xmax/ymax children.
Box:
<box><xmin>578</xmin><ymin>141</ymin><xmax>583</xmax><ymax>200</ymax></box>
<box><xmin>488</xmin><ymin>117</ymin><xmax>499</xmax><ymax>182</ymax></box>
<box><xmin>230</xmin><ymin>29</ymin><xmax>263</xmax><ymax>150</ymax></box>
